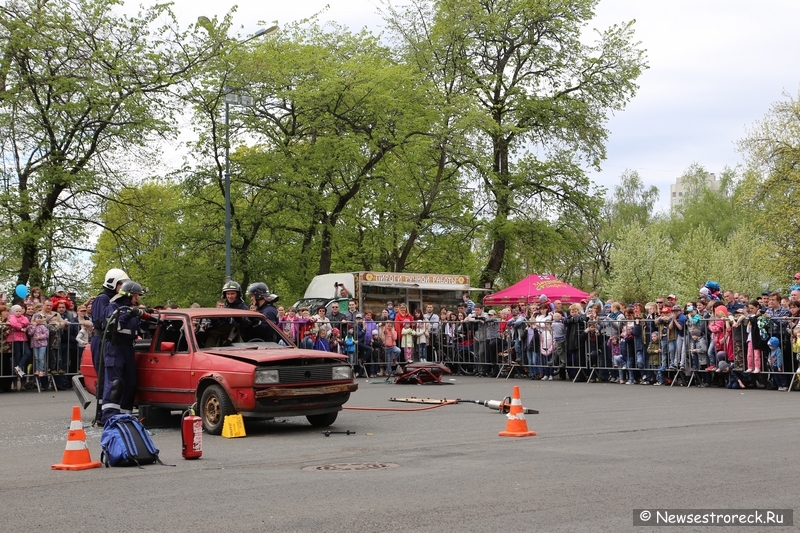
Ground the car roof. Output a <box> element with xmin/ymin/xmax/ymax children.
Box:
<box><xmin>154</xmin><ymin>308</ymin><xmax>263</xmax><ymax>319</ymax></box>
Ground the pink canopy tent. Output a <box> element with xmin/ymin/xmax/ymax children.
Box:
<box><xmin>482</xmin><ymin>275</ymin><xmax>590</xmax><ymax>306</ymax></box>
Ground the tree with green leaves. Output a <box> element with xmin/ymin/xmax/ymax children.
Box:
<box><xmin>665</xmin><ymin>164</ymin><xmax>740</xmax><ymax>244</ymax></box>
<box><xmin>386</xmin><ymin>0</ymin><xmax>648</xmax><ymax>288</ymax></box>
<box><xmin>603</xmin><ymin>222</ymin><xmax>677</xmax><ymax>303</ymax></box>
<box><xmin>91</xmin><ymin>180</ymin><xmax>227</xmax><ymax>307</ymax></box>
<box><xmin>0</xmin><ymin>0</ymin><xmax>219</xmax><ymax>289</ymax></box>
<box><xmin>738</xmin><ymin>90</ymin><xmax>800</xmax><ymax>277</ymax></box>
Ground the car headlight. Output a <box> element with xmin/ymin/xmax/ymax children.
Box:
<box><xmin>255</xmin><ymin>369</ymin><xmax>280</xmax><ymax>384</ymax></box>
<box><xmin>332</xmin><ymin>366</ymin><xmax>352</xmax><ymax>380</ymax></box>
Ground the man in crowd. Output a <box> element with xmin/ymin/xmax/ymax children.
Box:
<box><xmin>344</xmin><ymin>298</ymin><xmax>359</xmax><ymax>323</ymax></box>
<box><xmin>352</xmin><ymin>313</ymin><xmax>375</xmax><ymax>377</ymax></box>
<box><xmin>724</xmin><ymin>290</ymin><xmax>744</xmax><ymax>314</ymax></box>
<box><xmin>790</xmin><ymin>287</ymin><xmax>800</xmax><ymax>303</ymax></box>
<box><xmin>328</xmin><ymin>301</ymin><xmax>347</xmax><ymax>332</ymax></box>
<box><xmin>764</xmin><ymin>291</ymin><xmax>791</xmax><ymax>371</ymax></box>
<box><xmin>424</xmin><ymin>304</ymin><xmax>440</xmax><ymax>360</ymax></box>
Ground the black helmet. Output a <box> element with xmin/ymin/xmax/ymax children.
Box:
<box><xmin>119</xmin><ymin>280</ymin><xmax>143</xmax><ymax>298</ymax></box>
<box><xmin>247</xmin><ymin>282</ymin><xmax>269</xmax><ymax>300</ymax></box>
<box><xmin>221</xmin><ymin>280</ymin><xmax>242</xmax><ymax>299</ymax></box>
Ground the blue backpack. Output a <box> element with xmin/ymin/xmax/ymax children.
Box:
<box><xmin>100</xmin><ymin>414</ymin><xmax>167</xmax><ymax>467</ymax></box>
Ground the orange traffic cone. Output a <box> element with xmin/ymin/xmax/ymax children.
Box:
<box><xmin>52</xmin><ymin>406</ymin><xmax>102</xmax><ymax>471</ymax></box>
<box><xmin>498</xmin><ymin>386</ymin><xmax>536</xmax><ymax>437</ymax></box>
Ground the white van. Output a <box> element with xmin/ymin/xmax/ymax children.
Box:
<box><xmin>292</xmin><ymin>271</ymin><xmax>472</xmax><ymax>315</ymax></box>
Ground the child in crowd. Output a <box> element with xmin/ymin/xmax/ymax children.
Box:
<box><xmin>343</xmin><ymin>326</ymin><xmax>356</xmax><ymax>365</ymax></box>
<box><xmin>709</xmin><ymin>305</ymin><xmax>732</xmax><ymax>368</ymax></box>
<box><xmin>767</xmin><ymin>337</ymin><xmax>788</xmax><ymax>391</ymax></box>
<box><xmin>329</xmin><ymin>328</ymin><xmax>343</xmax><ymax>354</ymax></box>
<box><xmin>75</xmin><ymin>320</ymin><xmax>92</xmax><ymax>350</ymax></box>
<box><xmin>551</xmin><ymin>312</ymin><xmax>566</xmax><ymax>374</ymax></box>
<box><xmin>313</xmin><ymin>328</ymin><xmax>330</xmax><ymax>352</ymax></box>
<box><xmin>414</xmin><ymin>316</ymin><xmax>429</xmax><ymax>363</ymax></box>
<box><xmin>538</xmin><ymin>312</ymin><xmax>554</xmax><ymax>381</ymax></box>
<box><xmin>647</xmin><ymin>332</ymin><xmax>662</xmax><ymax>385</ymax></box>
<box><xmin>792</xmin><ymin>330</ymin><xmax>800</xmax><ymax>373</ymax></box>
<box><xmin>27</xmin><ymin>313</ymin><xmax>50</xmax><ymax>378</ymax></box>
<box><xmin>279</xmin><ymin>307</ymin><xmax>298</xmax><ymax>343</ymax></box>
<box><xmin>689</xmin><ymin>328</ymin><xmax>710</xmax><ymax>387</ymax></box>
<box><xmin>621</xmin><ymin>323</ymin><xmax>636</xmax><ymax>384</ymax></box>
<box><xmin>526</xmin><ymin>316</ymin><xmax>539</xmax><ymax>378</ymax></box>
<box><xmin>369</xmin><ymin>329</ymin><xmax>387</xmax><ymax>376</ymax></box>
<box><xmin>745</xmin><ymin>300</ymin><xmax>764</xmax><ymax>374</ymax></box>
<box><xmin>401</xmin><ymin>319</ymin><xmax>414</xmax><ymax>363</ymax></box>
<box><xmin>731</xmin><ymin>308</ymin><xmax>748</xmax><ymax>370</ymax></box>
<box><xmin>609</xmin><ymin>335</ymin><xmax>624</xmax><ymax>383</ymax></box>
<box><xmin>378</xmin><ymin>321</ymin><xmax>400</xmax><ymax>376</ymax></box>
<box><xmin>655</xmin><ymin>306</ymin><xmax>671</xmax><ymax>380</ymax></box>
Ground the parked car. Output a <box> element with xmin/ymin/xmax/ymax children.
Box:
<box><xmin>78</xmin><ymin>308</ymin><xmax>357</xmax><ymax>434</ymax></box>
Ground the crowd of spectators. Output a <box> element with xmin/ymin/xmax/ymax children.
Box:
<box><xmin>4</xmin><ymin>280</ymin><xmax>800</xmax><ymax>391</ymax></box>
<box><xmin>0</xmin><ymin>287</ymin><xmax>91</xmax><ymax>391</ymax></box>
<box><xmin>270</xmin><ymin>284</ymin><xmax>800</xmax><ymax>390</ymax></box>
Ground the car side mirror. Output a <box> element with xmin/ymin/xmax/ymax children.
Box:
<box><xmin>159</xmin><ymin>341</ymin><xmax>176</xmax><ymax>353</ymax></box>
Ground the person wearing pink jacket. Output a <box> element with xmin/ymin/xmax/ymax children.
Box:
<box><xmin>8</xmin><ymin>305</ymin><xmax>30</xmax><ymax>380</ymax></box>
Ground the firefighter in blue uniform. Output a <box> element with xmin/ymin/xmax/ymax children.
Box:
<box><xmin>222</xmin><ymin>281</ymin><xmax>249</xmax><ymax>311</ymax></box>
<box><xmin>247</xmin><ymin>282</ymin><xmax>280</xmax><ymax>342</ymax></box>
<box><xmin>101</xmin><ymin>280</ymin><xmax>147</xmax><ymax>425</ymax></box>
<box><xmin>247</xmin><ymin>282</ymin><xmax>279</xmax><ymax>324</ymax></box>
<box><xmin>90</xmin><ymin>268</ymin><xmax>128</xmax><ymax>373</ymax></box>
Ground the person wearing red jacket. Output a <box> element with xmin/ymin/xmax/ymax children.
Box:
<box><xmin>50</xmin><ymin>287</ymin><xmax>74</xmax><ymax>311</ymax></box>
<box><xmin>393</xmin><ymin>303</ymin><xmax>414</xmax><ymax>339</ymax></box>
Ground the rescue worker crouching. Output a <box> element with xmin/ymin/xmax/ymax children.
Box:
<box><xmin>100</xmin><ymin>280</ymin><xmax>151</xmax><ymax>425</ymax></box>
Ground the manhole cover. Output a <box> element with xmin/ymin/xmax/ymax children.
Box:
<box><xmin>302</xmin><ymin>462</ymin><xmax>400</xmax><ymax>472</ymax></box>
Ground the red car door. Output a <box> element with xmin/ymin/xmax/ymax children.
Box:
<box><xmin>137</xmin><ymin>317</ymin><xmax>194</xmax><ymax>407</ymax></box>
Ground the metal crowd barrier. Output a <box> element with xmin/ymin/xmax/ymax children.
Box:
<box><xmin>497</xmin><ymin>314</ymin><xmax>799</xmax><ymax>390</ymax></box>
<box><xmin>8</xmin><ymin>311</ymin><xmax>793</xmax><ymax>391</ymax></box>
<box><xmin>0</xmin><ymin>316</ymin><xmax>84</xmax><ymax>392</ymax></box>
<box><xmin>270</xmin><ymin>313</ymin><xmax>800</xmax><ymax>389</ymax></box>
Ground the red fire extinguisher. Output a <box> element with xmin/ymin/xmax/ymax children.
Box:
<box><xmin>181</xmin><ymin>404</ymin><xmax>202</xmax><ymax>460</ymax></box>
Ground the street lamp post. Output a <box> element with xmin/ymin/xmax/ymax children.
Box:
<box><xmin>223</xmin><ymin>91</ymin><xmax>255</xmax><ymax>282</ymax></box>
<box><xmin>198</xmin><ymin>17</ymin><xmax>278</xmax><ymax>282</ymax></box>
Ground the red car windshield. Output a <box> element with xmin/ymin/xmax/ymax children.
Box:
<box><xmin>181</xmin><ymin>314</ymin><xmax>293</xmax><ymax>350</ymax></box>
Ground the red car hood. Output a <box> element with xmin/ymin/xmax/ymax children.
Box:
<box><xmin>201</xmin><ymin>346</ymin><xmax>349</xmax><ymax>366</ymax></box>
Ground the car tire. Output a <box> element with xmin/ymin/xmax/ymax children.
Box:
<box><xmin>306</xmin><ymin>411</ymin><xmax>338</xmax><ymax>427</ymax></box>
<box><xmin>200</xmin><ymin>384</ymin><xmax>235</xmax><ymax>435</ymax></box>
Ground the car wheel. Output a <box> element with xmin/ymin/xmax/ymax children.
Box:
<box><xmin>306</xmin><ymin>412</ymin><xmax>338</xmax><ymax>427</ymax></box>
<box><xmin>200</xmin><ymin>384</ymin><xmax>235</xmax><ymax>435</ymax></box>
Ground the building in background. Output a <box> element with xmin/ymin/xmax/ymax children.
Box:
<box><xmin>670</xmin><ymin>172</ymin><xmax>720</xmax><ymax>210</ymax></box>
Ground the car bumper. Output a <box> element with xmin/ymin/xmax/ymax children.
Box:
<box><xmin>240</xmin><ymin>382</ymin><xmax>358</xmax><ymax>418</ymax></box>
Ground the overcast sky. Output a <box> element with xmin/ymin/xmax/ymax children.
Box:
<box><xmin>168</xmin><ymin>0</ymin><xmax>800</xmax><ymax>211</ymax></box>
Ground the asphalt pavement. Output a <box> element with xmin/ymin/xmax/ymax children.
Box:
<box><xmin>1</xmin><ymin>375</ymin><xmax>797</xmax><ymax>532</ymax></box>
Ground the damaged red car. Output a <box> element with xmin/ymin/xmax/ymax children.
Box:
<box><xmin>78</xmin><ymin>308</ymin><xmax>357</xmax><ymax>434</ymax></box>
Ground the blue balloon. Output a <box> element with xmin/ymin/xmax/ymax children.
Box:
<box><xmin>15</xmin><ymin>284</ymin><xmax>28</xmax><ymax>298</ymax></box>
